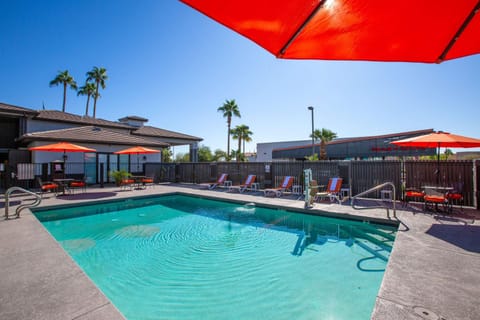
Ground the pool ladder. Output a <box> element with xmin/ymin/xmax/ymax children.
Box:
<box><xmin>4</xmin><ymin>187</ymin><xmax>42</xmax><ymax>219</ymax></box>
<box><xmin>351</xmin><ymin>182</ymin><xmax>396</xmax><ymax>218</ymax></box>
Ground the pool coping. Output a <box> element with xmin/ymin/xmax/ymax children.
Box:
<box><xmin>1</xmin><ymin>183</ymin><xmax>479</xmax><ymax>319</ymax></box>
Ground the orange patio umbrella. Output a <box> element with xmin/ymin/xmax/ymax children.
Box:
<box><xmin>180</xmin><ymin>0</ymin><xmax>480</xmax><ymax>63</ymax></box>
<box><xmin>391</xmin><ymin>131</ymin><xmax>480</xmax><ymax>183</ymax></box>
<box><xmin>114</xmin><ymin>146</ymin><xmax>161</xmax><ymax>171</ymax></box>
<box><xmin>29</xmin><ymin>141</ymin><xmax>96</xmax><ymax>161</ymax></box>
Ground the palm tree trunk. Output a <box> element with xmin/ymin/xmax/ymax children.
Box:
<box><xmin>227</xmin><ymin>118</ymin><xmax>231</xmax><ymax>161</ymax></box>
<box><xmin>320</xmin><ymin>141</ymin><xmax>327</xmax><ymax>160</ymax></box>
<box><xmin>85</xmin><ymin>94</ymin><xmax>91</xmax><ymax>116</ymax></box>
<box><xmin>93</xmin><ymin>80</ymin><xmax>99</xmax><ymax>118</ymax></box>
<box><xmin>62</xmin><ymin>83</ymin><xmax>67</xmax><ymax>112</ymax></box>
<box><xmin>237</xmin><ymin>137</ymin><xmax>242</xmax><ymax>162</ymax></box>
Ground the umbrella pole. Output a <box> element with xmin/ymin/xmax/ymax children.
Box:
<box><xmin>436</xmin><ymin>143</ymin><xmax>440</xmax><ymax>185</ymax></box>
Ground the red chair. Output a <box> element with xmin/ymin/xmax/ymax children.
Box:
<box><xmin>403</xmin><ymin>188</ymin><xmax>424</xmax><ymax>207</ymax></box>
<box><xmin>37</xmin><ymin>177</ymin><xmax>58</xmax><ymax>198</ymax></box>
<box><xmin>424</xmin><ymin>193</ymin><xmax>448</xmax><ymax>212</ymax></box>
<box><xmin>445</xmin><ymin>183</ymin><xmax>464</xmax><ymax>212</ymax></box>
<box><xmin>69</xmin><ymin>177</ymin><xmax>87</xmax><ymax>194</ymax></box>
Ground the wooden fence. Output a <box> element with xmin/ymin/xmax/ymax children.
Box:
<box><xmin>2</xmin><ymin>159</ymin><xmax>478</xmax><ymax>209</ymax></box>
<box><xmin>147</xmin><ymin>160</ymin><xmax>477</xmax><ymax>208</ymax></box>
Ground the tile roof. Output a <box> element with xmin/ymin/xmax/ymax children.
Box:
<box><xmin>0</xmin><ymin>102</ymin><xmax>38</xmax><ymax>116</ymax></box>
<box><xmin>35</xmin><ymin>110</ymin><xmax>132</xmax><ymax>129</ymax></box>
<box><xmin>133</xmin><ymin>125</ymin><xmax>202</xmax><ymax>141</ymax></box>
<box><xmin>18</xmin><ymin>126</ymin><xmax>169</xmax><ymax>147</ymax></box>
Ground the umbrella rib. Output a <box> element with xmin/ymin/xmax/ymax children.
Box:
<box><xmin>437</xmin><ymin>0</ymin><xmax>480</xmax><ymax>63</ymax></box>
<box><xmin>277</xmin><ymin>0</ymin><xmax>327</xmax><ymax>57</ymax></box>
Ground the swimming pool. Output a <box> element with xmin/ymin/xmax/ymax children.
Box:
<box><xmin>33</xmin><ymin>194</ymin><xmax>397</xmax><ymax>320</ymax></box>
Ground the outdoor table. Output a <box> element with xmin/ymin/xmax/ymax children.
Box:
<box><xmin>53</xmin><ymin>178</ymin><xmax>74</xmax><ymax>195</ymax></box>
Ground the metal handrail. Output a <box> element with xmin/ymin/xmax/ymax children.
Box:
<box><xmin>351</xmin><ymin>182</ymin><xmax>396</xmax><ymax>218</ymax></box>
<box><xmin>4</xmin><ymin>187</ymin><xmax>42</xmax><ymax>219</ymax></box>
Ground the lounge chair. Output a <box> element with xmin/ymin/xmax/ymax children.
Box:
<box><xmin>264</xmin><ymin>176</ymin><xmax>294</xmax><ymax>197</ymax></box>
<box><xmin>200</xmin><ymin>173</ymin><xmax>229</xmax><ymax>190</ymax></box>
<box><xmin>228</xmin><ymin>175</ymin><xmax>256</xmax><ymax>193</ymax></box>
<box><xmin>315</xmin><ymin>177</ymin><xmax>343</xmax><ymax>203</ymax></box>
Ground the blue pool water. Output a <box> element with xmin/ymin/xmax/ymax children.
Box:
<box><xmin>33</xmin><ymin>195</ymin><xmax>397</xmax><ymax>320</ymax></box>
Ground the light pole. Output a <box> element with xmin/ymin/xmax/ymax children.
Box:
<box><xmin>307</xmin><ymin>106</ymin><xmax>314</xmax><ymax>157</ymax></box>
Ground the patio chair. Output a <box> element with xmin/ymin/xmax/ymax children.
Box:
<box><xmin>264</xmin><ymin>176</ymin><xmax>294</xmax><ymax>197</ymax></box>
<box><xmin>228</xmin><ymin>175</ymin><xmax>256</xmax><ymax>193</ymax></box>
<box><xmin>141</xmin><ymin>176</ymin><xmax>155</xmax><ymax>189</ymax></box>
<box><xmin>69</xmin><ymin>176</ymin><xmax>87</xmax><ymax>194</ymax></box>
<box><xmin>403</xmin><ymin>187</ymin><xmax>424</xmax><ymax>207</ymax></box>
<box><xmin>424</xmin><ymin>188</ymin><xmax>448</xmax><ymax>212</ymax></box>
<box><xmin>315</xmin><ymin>177</ymin><xmax>343</xmax><ymax>203</ymax></box>
<box><xmin>445</xmin><ymin>182</ymin><xmax>464</xmax><ymax>212</ymax></box>
<box><xmin>120</xmin><ymin>178</ymin><xmax>135</xmax><ymax>191</ymax></box>
<box><xmin>37</xmin><ymin>177</ymin><xmax>59</xmax><ymax>198</ymax></box>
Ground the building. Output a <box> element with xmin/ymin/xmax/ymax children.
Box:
<box><xmin>256</xmin><ymin>129</ymin><xmax>437</xmax><ymax>161</ymax></box>
<box><xmin>0</xmin><ymin>102</ymin><xmax>202</xmax><ymax>184</ymax></box>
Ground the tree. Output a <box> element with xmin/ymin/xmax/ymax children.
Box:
<box><xmin>86</xmin><ymin>66</ymin><xmax>108</xmax><ymax>118</ymax></box>
<box><xmin>238</xmin><ymin>125</ymin><xmax>253</xmax><ymax>155</ymax></box>
<box><xmin>198</xmin><ymin>145</ymin><xmax>213</xmax><ymax>162</ymax></box>
<box><xmin>49</xmin><ymin>70</ymin><xmax>77</xmax><ymax>112</ymax></box>
<box><xmin>310</xmin><ymin>128</ymin><xmax>338</xmax><ymax>160</ymax></box>
<box><xmin>231</xmin><ymin>124</ymin><xmax>253</xmax><ymax>162</ymax></box>
<box><xmin>77</xmin><ymin>82</ymin><xmax>96</xmax><ymax>116</ymax></box>
<box><xmin>230</xmin><ymin>126</ymin><xmax>242</xmax><ymax>162</ymax></box>
<box><xmin>162</xmin><ymin>147</ymin><xmax>173</xmax><ymax>163</ymax></box>
<box><xmin>217</xmin><ymin>99</ymin><xmax>240</xmax><ymax>161</ymax></box>
<box><xmin>213</xmin><ymin>149</ymin><xmax>227</xmax><ymax>162</ymax></box>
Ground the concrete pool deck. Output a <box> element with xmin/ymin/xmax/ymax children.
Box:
<box><xmin>1</xmin><ymin>183</ymin><xmax>479</xmax><ymax>320</ymax></box>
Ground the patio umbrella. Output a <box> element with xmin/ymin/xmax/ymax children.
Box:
<box><xmin>113</xmin><ymin>146</ymin><xmax>160</xmax><ymax>172</ymax></box>
<box><xmin>180</xmin><ymin>0</ymin><xmax>480</xmax><ymax>63</ymax></box>
<box><xmin>29</xmin><ymin>141</ymin><xmax>96</xmax><ymax>161</ymax></box>
<box><xmin>391</xmin><ymin>131</ymin><xmax>480</xmax><ymax>183</ymax></box>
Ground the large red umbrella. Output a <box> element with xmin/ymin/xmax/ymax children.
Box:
<box><xmin>391</xmin><ymin>131</ymin><xmax>480</xmax><ymax>183</ymax></box>
<box><xmin>114</xmin><ymin>146</ymin><xmax>160</xmax><ymax>171</ymax></box>
<box><xmin>180</xmin><ymin>0</ymin><xmax>480</xmax><ymax>63</ymax></box>
<box><xmin>29</xmin><ymin>142</ymin><xmax>96</xmax><ymax>161</ymax></box>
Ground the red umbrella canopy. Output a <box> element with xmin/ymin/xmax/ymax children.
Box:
<box><xmin>29</xmin><ymin>142</ymin><xmax>96</xmax><ymax>152</ymax></box>
<box><xmin>113</xmin><ymin>146</ymin><xmax>161</xmax><ymax>155</ymax></box>
<box><xmin>181</xmin><ymin>0</ymin><xmax>480</xmax><ymax>63</ymax></box>
<box><xmin>391</xmin><ymin>132</ymin><xmax>480</xmax><ymax>149</ymax></box>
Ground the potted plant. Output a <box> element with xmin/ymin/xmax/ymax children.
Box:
<box><xmin>109</xmin><ymin>169</ymin><xmax>131</xmax><ymax>186</ymax></box>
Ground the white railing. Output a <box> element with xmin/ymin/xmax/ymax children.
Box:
<box><xmin>351</xmin><ymin>182</ymin><xmax>396</xmax><ymax>218</ymax></box>
<box><xmin>4</xmin><ymin>187</ymin><xmax>42</xmax><ymax>219</ymax></box>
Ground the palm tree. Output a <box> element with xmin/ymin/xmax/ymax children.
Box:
<box><xmin>239</xmin><ymin>125</ymin><xmax>253</xmax><ymax>155</ymax></box>
<box><xmin>49</xmin><ymin>70</ymin><xmax>77</xmax><ymax>112</ymax></box>
<box><xmin>232</xmin><ymin>124</ymin><xmax>253</xmax><ymax>161</ymax></box>
<box><xmin>77</xmin><ymin>82</ymin><xmax>96</xmax><ymax>116</ymax></box>
<box><xmin>310</xmin><ymin>128</ymin><xmax>338</xmax><ymax>160</ymax></box>
<box><xmin>86</xmin><ymin>66</ymin><xmax>108</xmax><ymax>118</ymax></box>
<box><xmin>230</xmin><ymin>126</ymin><xmax>242</xmax><ymax>162</ymax></box>
<box><xmin>213</xmin><ymin>149</ymin><xmax>227</xmax><ymax>162</ymax></box>
<box><xmin>217</xmin><ymin>99</ymin><xmax>241</xmax><ymax>161</ymax></box>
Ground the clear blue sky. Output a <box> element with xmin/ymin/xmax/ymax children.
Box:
<box><xmin>2</xmin><ymin>0</ymin><xmax>480</xmax><ymax>156</ymax></box>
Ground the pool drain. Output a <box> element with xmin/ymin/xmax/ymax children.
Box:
<box><xmin>412</xmin><ymin>306</ymin><xmax>446</xmax><ymax>320</ymax></box>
